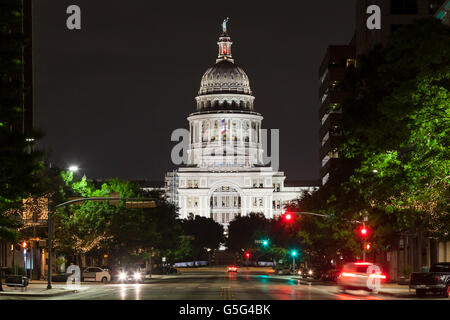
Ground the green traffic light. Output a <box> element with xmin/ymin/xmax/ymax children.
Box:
<box><xmin>291</xmin><ymin>250</ymin><xmax>298</xmax><ymax>257</ymax></box>
<box><xmin>262</xmin><ymin>240</ymin><xmax>269</xmax><ymax>246</ymax></box>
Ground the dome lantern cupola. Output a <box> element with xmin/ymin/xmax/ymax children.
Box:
<box><xmin>217</xmin><ymin>17</ymin><xmax>234</xmax><ymax>63</ymax></box>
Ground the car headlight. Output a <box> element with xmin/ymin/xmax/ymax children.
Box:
<box><xmin>297</xmin><ymin>270</ymin><xmax>302</xmax><ymax>275</ymax></box>
<box><xmin>119</xmin><ymin>272</ymin><xmax>126</xmax><ymax>280</ymax></box>
<box><xmin>308</xmin><ymin>270</ymin><xmax>313</xmax><ymax>275</ymax></box>
<box><xmin>134</xmin><ymin>272</ymin><xmax>141</xmax><ymax>280</ymax></box>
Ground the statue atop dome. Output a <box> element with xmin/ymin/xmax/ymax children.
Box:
<box><xmin>222</xmin><ymin>17</ymin><xmax>229</xmax><ymax>34</ymax></box>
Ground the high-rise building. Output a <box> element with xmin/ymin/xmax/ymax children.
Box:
<box><xmin>318</xmin><ymin>45</ymin><xmax>356</xmax><ymax>186</ymax></box>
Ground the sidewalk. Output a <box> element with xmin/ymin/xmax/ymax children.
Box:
<box><xmin>0</xmin><ymin>281</ymin><xmax>86</xmax><ymax>297</ymax></box>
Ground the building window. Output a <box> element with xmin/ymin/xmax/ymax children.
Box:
<box><xmin>272</xmin><ymin>183</ymin><xmax>281</xmax><ymax>192</ymax></box>
<box><xmin>322</xmin><ymin>132</ymin><xmax>329</xmax><ymax>147</ymax></box>
<box><xmin>320</xmin><ymin>68</ymin><xmax>328</xmax><ymax>84</ymax></box>
<box><xmin>322</xmin><ymin>155</ymin><xmax>330</xmax><ymax>168</ymax></box>
<box><xmin>259</xmin><ymin>198</ymin><xmax>263</xmax><ymax>207</ymax></box>
<box><xmin>330</xmin><ymin>103</ymin><xmax>342</xmax><ymax>113</ymax></box>
<box><xmin>194</xmin><ymin>197</ymin><xmax>199</xmax><ymax>207</ymax></box>
<box><xmin>391</xmin><ymin>0</ymin><xmax>418</xmax><ymax>14</ymax></box>
<box><xmin>346</xmin><ymin>59</ymin><xmax>356</xmax><ymax>68</ymax></box>
<box><xmin>187</xmin><ymin>197</ymin><xmax>193</xmax><ymax>208</ymax></box>
<box><xmin>330</xmin><ymin>125</ymin><xmax>342</xmax><ymax>136</ymax></box>
<box><xmin>322</xmin><ymin>173</ymin><xmax>330</xmax><ymax>186</ymax></box>
<box><xmin>321</xmin><ymin>113</ymin><xmax>329</xmax><ymax>125</ymax></box>
<box><xmin>330</xmin><ymin>148</ymin><xmax>339</xmax><ymax>159</ymax></box>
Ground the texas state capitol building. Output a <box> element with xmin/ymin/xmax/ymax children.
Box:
<box><xmin>165</xmin><ymin>21</ymin><xmax>316</xmax><ymax>226</ymax></box>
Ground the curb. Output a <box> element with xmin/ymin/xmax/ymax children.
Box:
<box><xmin>0</xmin><ymin>289</ymin><xmax>78</xmax><ymax>297</ymax></box>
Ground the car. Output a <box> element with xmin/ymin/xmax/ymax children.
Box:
<box><xmin>82</xmin><ymin>267</ymin><xmax>111</xmax><ymax>283</ymax></box>
<box><xmin>337</xmin><ymin>262</ymin><xmax>387</xmax><ymax>293</ymax></box>
<box><xmin>322</xmin><ymin>269</ymin><xmax>340</xmax><ymax>282</ymax></box>
<box><xmin>117</xmin><ymin>268</ymin><xmax>145</xmax><ymax>283</ymax></box>
<box><xmin>108</xmin><ymin>266</ymin><xmax>125</xmax><ymax>282</ymax></box>
<box><xmin>273</xmin><ymin>265</ymin><xmax>293</xmax><ymax>275</ymax></box>
<box><xmin>410</xmin><ymin>262</ymin><xmax>450</xmax><ymax>297</ymax></box>
<box><xmin>296</xmin><ymin>267</ymin><xmax>317</xmax><ymax>279</ymax></box>
<box><xmin>227</xmin><ymin>265</ymin><xmax>238</xmax><ymax>272</ymax></box>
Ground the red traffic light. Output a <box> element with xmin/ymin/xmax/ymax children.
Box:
<box><xmin>245</xmin><ymin>252</ymin><xmax>250</xmax><ymax>258</ymax></box>
<box><xmin>359</xmin><ymin>226</ymin><xmax>368</xmax><ymax>236</ymax></box>
<box><xmin>283</xmin><ymin>212</ymin><xmax>294</xmax><ymax>222</ymax></box>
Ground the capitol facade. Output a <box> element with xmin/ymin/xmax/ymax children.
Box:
<box><xmin>165</xmin><ymin>21</ymin><xmax>316</xmax><ymax>226</ymax></box>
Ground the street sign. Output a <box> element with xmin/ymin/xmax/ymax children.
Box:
<box><xmin>125</xmin><ymin>201</ymin><xmax>156</xmax><ymax>208</ymax></box>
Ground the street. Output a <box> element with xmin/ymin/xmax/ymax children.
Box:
<box><xmin>1</xmin><ymin>271</ymin><xmax>447</xmax><ymax>300</ymax></box>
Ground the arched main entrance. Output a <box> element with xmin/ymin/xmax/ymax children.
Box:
<box><xmin>210</xmin><ymin>186</ymin><xmax>241</xmax><ymax>225</ymax></box>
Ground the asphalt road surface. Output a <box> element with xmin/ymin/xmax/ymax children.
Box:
<box><xmin>8</xmin><ymin>271</ymin><xmax>447</xmax><ymax>300</ymax></box>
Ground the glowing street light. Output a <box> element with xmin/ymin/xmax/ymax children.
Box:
<box><xmin>68</xmin><ymin>165</ymin><xmax>79</xmax><ymax>172</ymax></box>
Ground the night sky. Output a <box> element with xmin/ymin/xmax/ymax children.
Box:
<box><xmin>34</xmin><ymin>0</ymin><xmax>356</xmax><ymax>182</ymax></box>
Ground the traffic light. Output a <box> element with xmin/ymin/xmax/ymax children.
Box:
<box><xmin>291</xmin><ymin>250</ymin><xmax>298</xmax><ymax>257</ymax></box>
<box><xmin>359</xmin><ymin>226</ymin><xmax>368</xmax><ymax>237</ymax></box>
<box><xmin>283</xmin><ymin>212</ymin><xmax>293</xmax><ymax>222</ymax></box>
<box><xmin>365</xmin><ymin>243</ymin><xmax>371</xmax><ymax>251</ymax></box>
<box><xmin>21</xmin><ymin>241</ymin><xmax>28</xmax><ymax>249</ymax></box>
<box><xmin>262</xmin><ymin>240</ymin><xmax>269</xmax><ymax>247</ymax></box>
<box><xmin>245</xmin><ymin>252</ymin><xmax>251</xmax><ymax>259</ymax></box>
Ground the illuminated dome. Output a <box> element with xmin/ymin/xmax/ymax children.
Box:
<box><xmin>199</xmin><ymin>60</ymin><xmax>252</xmax><ymax>96</ymax></box>
<box><xmin>195</xmin><ymin>25</ymin><xmax>255</xmax><ymax>112</ymax></box>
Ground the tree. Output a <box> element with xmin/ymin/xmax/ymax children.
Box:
<box><xmin>339</xmin><ymin>18</ymin><xmax>450</xmax><ymax>240</ymax></box>
<box><xmin>53</xmin><ymin>173</ymin><xmax>185</xmax><ymax>268</ymax></box>
<box><xmin>182</xmin><ymin>214</ymin><xmax>224</xmax><ymax>263</ymax></box>
<box><xmin>227</xmin><ymin>213</ymin><xmax>270</xmax><ymax>252</ymax></box>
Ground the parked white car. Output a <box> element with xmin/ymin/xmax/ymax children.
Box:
<box><xmin>82</xmin><ymin>267</ymin><xmax>111</xmax><ymax>283</ymax></box>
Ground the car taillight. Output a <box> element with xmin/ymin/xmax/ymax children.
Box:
<box><xmin>341</xmin><ymin>272</ymin><xmax>357</xmax><ymax>277</ymax></box>
<box><xmin>435</xmin><ymin>276</ymin><xmax>441</xmax><ymax>283</ymax></box>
